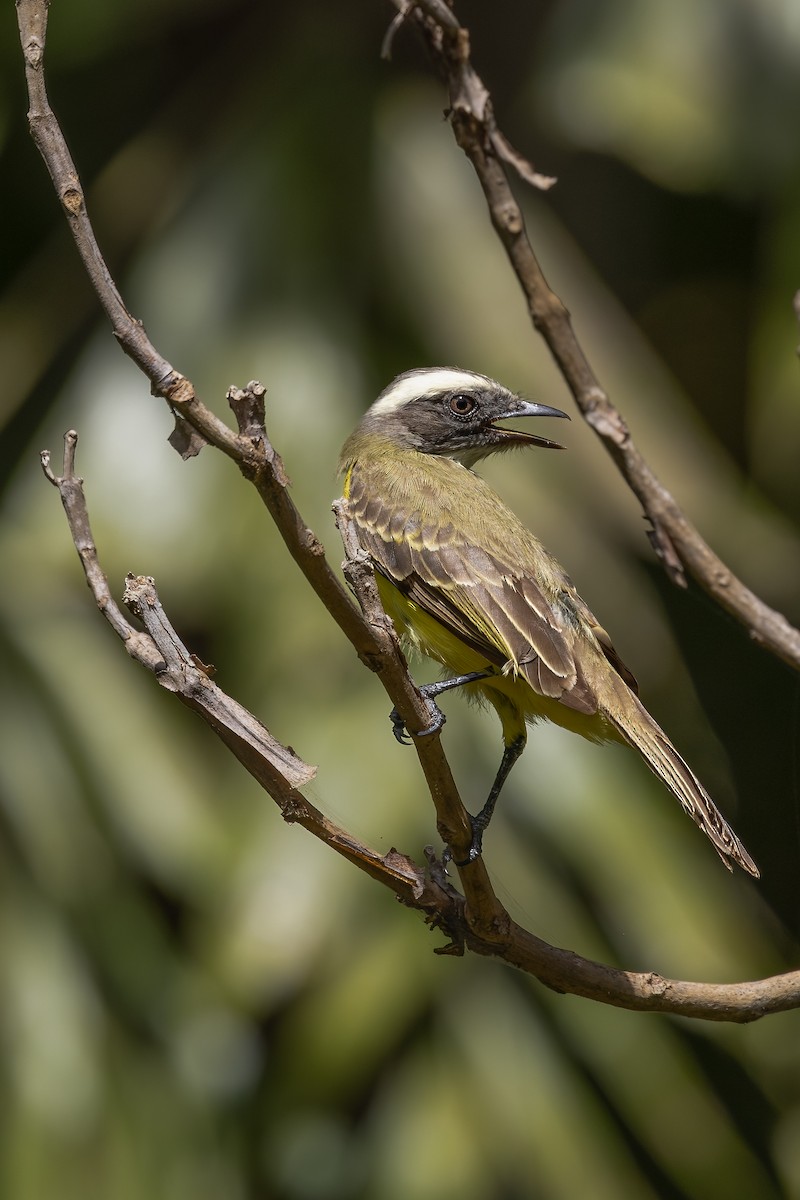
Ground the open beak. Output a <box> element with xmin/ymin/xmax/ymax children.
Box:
<box><xmin>492</xmin><ymin>399</ymin><xmax>570</xmax><ymax>450</ymax></box>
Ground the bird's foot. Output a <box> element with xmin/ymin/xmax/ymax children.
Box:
<box><xmin>442</xmin><ymin>811</ymin><xmax>490</xmax><ymax>868</ymax></box>
<box><xmin>389</xmin><ymin>670</ymin><xmax>494</xmax><ymax>745</ymax></box>
<box><xmin>389</xmin><ymin>687</ymin><xmax>447</xmax><ymax>745</ymax></box>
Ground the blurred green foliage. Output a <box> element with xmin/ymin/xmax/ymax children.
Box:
<box><xmin>2</xmin><ymin>1</ymin><xmax>800</xmax><ymax>1197</ymax></box>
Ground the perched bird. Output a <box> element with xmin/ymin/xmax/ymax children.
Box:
<box><xmin>339</xmin><ymin>367</ymin><xmax>758</xmax><ymax>876</ymax></box>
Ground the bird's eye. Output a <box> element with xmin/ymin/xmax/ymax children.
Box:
<box><xmin>449</xmin><ymin>393</ymin><xmax>476</xmax><ymax>415</ymax></box>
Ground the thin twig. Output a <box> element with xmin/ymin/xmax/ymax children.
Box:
<box><xmin>21</xmin><ymin>0</ymin><xmax>800</xmax><ymax>1020</ymax></box>
<box><xmin>39</xmin><ymin>430</ymin><xmax>434</xmax><ymax>896</ymax></box>
<box><xmin>392</xmin><ymin>0</ymin><xmax>800</xmax><ymax>671</ymax></box>
<box><xmin>16</xmin><ymin>0</ymin><xmax>507</xmax><ymax>934</ymax></box>
<box><xmin>334</xmin><ymin>498</ymin><xmax>510</xmax><ymax>938</ymax></box>
<box><xmin>31</xmin><ymin>441</ymin><xmax>800</xmax><ymax>1022</ymax></box>
<box><xmin>37</xmin><ymin>432</ymin><xmax>800</xmax><ymax>1020</ymax></box>
<box><xmin>15</xmin><ymin>0</ymin><xmax>372</xmax><ymax>662</ymax></box>
<box><xmin>41</xmin><ymin>434</ymin><xmax>164</xmax><ymax>662</ymax></box>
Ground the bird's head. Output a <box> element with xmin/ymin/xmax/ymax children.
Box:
<box><xmin>352</xmin><ymin>367</ymin><xmax>568</xmax><ymax>466</ymax></box>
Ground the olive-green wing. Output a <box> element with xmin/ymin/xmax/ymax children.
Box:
<box><xmin>346</xmin><ymin>476</ymin><xmax>603</xmax><ymax>714</ymax></box>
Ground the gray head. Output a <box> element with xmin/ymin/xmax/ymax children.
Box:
<box><xmin>355</xmin><ymin>367</ymin><xmax>568</xmax><ymax>465</ymax></box>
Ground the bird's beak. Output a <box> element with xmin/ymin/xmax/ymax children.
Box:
<box><xmin>491</xmin><ymin>399</ymin><xmax>570</xmax><ymax>450</ymax></box>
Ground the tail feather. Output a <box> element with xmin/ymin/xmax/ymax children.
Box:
<box><xmin>610</xmin><ymin>694</ymin><xmax>759</xmax><ymax>878</ymax></box>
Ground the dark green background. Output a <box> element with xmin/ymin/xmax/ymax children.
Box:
<box><xmin>2</xmin><ymin>2</ymin><xmax>800</xmax><ymax>1197</ymax></box>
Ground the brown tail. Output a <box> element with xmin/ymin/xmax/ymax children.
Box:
<box><xmin>610</xmin><ymin>693</ymin><xmax>759</xmax><ymax>877</ymax></box>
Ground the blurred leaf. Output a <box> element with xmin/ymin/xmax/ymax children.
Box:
<box><xmin>3</xmin><ymin>2</ymin><xmax>800</xmax><ymax>1198</ymax></box>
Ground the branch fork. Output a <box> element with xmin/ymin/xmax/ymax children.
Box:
<box><xmin>19</xmin><ymin>0</ymin><xmax>800</xmax><ymax>1020</ymax></box>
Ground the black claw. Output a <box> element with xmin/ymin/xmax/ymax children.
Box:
<box><xmin>443</xmin><ymin>814</ymin><xmax>486</xmax><ymax>868</ymax></box>
<box><xmin>389</xmin><ymin>671</ymin><xmax>494</xmax><ymax>747</ymax></box>
<box><xmin>389</xmin><ymin>689</ymin><xmax>447</xmax><ymax>744</ymax></box>
<box><xmin>389</xmin><ymin>707</ymin><xmax>412</xmax><ymax>744</ymax></box>
<box><xmin>417</xmin><ymin>699</ymin><xmax>447</xmax><ymax>738</ymax></box>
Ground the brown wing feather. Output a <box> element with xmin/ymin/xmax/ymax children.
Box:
<box><xmin>344</xmin><ymin>455</ymin><xmax>758</xmax><ymax>877</ymax></box>
<box><xmin>346</xmin><ymin>464</ymin><xmax>605</xmax><ymax>713</ymax></box>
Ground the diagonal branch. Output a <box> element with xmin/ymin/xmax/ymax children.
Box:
<box><xmin>20</xmin><ymin>0</ymin><xmax>800</xmax><ymax>1020</ymax></box>
<box><xmin>14</xmin><ymin>0</ymin><xmax>366</xmax><ymax>663</ymax></box>
<box><xmin>40</xmin><ymin>431</ymin><xmax>427</xmax><ymax>897</ymax></box>
<box><xmin>229</xmin><ymin>386</ymin><xmax>506</xmax><ymax>934</ymax></box>
<box><xmin>392</xmin><ymin>0</ymin><xmax>800</xmax><ymax>672</ymax></box>
<box><xmin>40</xmin><ymin>432</ymin><xmax>800</xmax><ymax>1022</ymax></box>
<box><xmin>15</xmin><ymin>0</ymin><xmax>506</xmax><ymax>935</ymax></box>
<box><xmin>334</xmin><ymin>496</ymin><xmax>509</xmax><ymax>936</ymax></box>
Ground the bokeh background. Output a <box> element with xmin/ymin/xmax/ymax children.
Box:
<box><xmin>2</xmin><ymin>1</ymin><xmax>800</xmax><ymax>1197</ymax></box>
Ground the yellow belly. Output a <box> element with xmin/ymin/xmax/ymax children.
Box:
<box><xmin>377</xmin><ymin>574</ymin><xmax>616</xmax><ymax>746</ymax></box>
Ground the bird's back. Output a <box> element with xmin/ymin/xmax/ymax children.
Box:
<box><xmin>343</xmin><ymin>440</ymin><xmax>637</xmax><ymax>723</ymax></box>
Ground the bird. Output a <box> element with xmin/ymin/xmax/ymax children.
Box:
<box><xmin>338</xmin><ymin>366</ymin><xmax>759</xmax><ymax>877</ymax></box>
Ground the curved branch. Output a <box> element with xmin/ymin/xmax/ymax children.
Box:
<box><xmin>40</xmin><ymin>432</ymin><xmax>424</xmax><ymax>896</ymax></box>
<box><xmin>17</xmin><ymin>0</ymin><xmax>510</xmax><ymax>940</ymax></box>
<box><xmin>334</xmin><ymin>497</ymin><xmax>509</xmax><ymax>937</ymax></box>
<box><xmin>393</xmin><ymin>0</ymin><xmax>800</xmax><ymax>672</ymax></box>
<box><xmin>15</xmin><ymin>0</ymin><xmax>370</xmax><ymax>662</ymax></box>
<box><xmin>16</xmin><ymin>0</ymin><xmax>509</xmax><ymax>935</ymax></box>
<box><xmin>41</xmin><ymin>432</ymin><xmax>800</xmax><ymax>1023</ymax></box>
<box><xmin>21</xmin><ymin>0</ymin><xmax>800</xmax><ymax>1021</ymax></box>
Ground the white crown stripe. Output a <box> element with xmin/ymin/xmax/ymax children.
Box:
<box><xmin>370</xmin><ymin>368</ymin><xmax>500</xmax><ymax>415</ymax></box>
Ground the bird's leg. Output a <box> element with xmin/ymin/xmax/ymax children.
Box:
<box><xmin>389</xmin><ymin>669</ymin><xmax>496</xmax><ymax>744</ymax></box>
<box><xmin>448</xmin><ymin>734</ymin><xmax>527</xmax><ymax>866</ymax></box>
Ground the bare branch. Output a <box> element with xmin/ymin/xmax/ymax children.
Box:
<box><xmin>40</xmin><ymin>432</ymin><xmax>800</xmax><ymax>1022</ymax></box>
<box><xmin>16</xmin><ymin>0</ymin><xmax>375</xmax><ymax>665</ymax></box>
<box><xmin>225</xmin><ymin>380</ymin><xmax>506</xmax><ymax>946</ymax></box>
<box><xmin>40</xmin><ymin>433</ymin><xmax>164</xmax><ymax>666</ymax></box>
<box><xmin>471</xmin><ymin>922</ymin><xmax>800</xmax><ymax>1024</ymax></box>
<box><xmin>334</xmin><ymin>499</ymin><xmax>510</xmax><ymax>938</ymax></box>
<box><xmin>39</xmin><ymin>431</ymin><xmax>436</xmax><ymax>898</ymax></box>
<box><xmin>16</xmin><ymin>0</ymin><xmax>491</xmax><ymax>921</ymax></box>
<box><xmin>391</xmin><ymin>0</ymin><xmax>800</xmax><ymax>672</ymax></box>
<box><xmin>17</xmin><ymin>7</ymin><xmax>168</xmax><ymax>398</ymax></box>
<box><xmin>22</xmin><ymin>0</ymin><xmax>800</xmax><ymax>1021</ymax></box>
<box><xmin>225</xmin><ymin>381</ymin><xmax>376</xmax><ymax>660</ymax></box>
<box><xmin>41</xmin><ymin>434</ymin><xmax>311</xmax><ymax>789</ymax></box>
